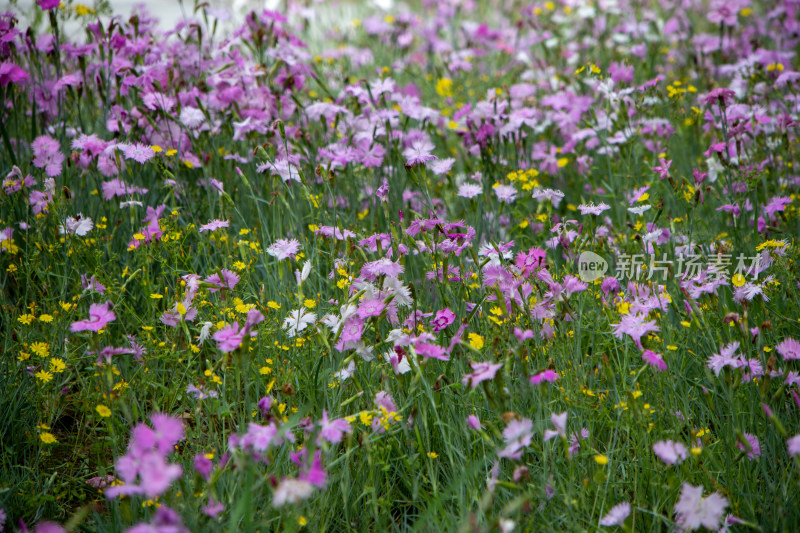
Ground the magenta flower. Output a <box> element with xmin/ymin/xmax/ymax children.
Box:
<box><xmin>429</xmin><ymin>158</ymin><xmax>455</xmax><ymax>175</ymax></box>
<box><xmin>267</xmin><ymin>238</ymin><xmax>301</xmax><ymax>260</ymax></box>
<box><xmin>193</xmin><ymin>454</ymin><xmax>213</xmax><ymax>480</ymax></box>
<box><xmin>776</xmin><ymin>337</ymin><xmax>800</xmax><ymax>361</ymax></box>
<box><xmin>198</xmin><ymin>219</ymin><xmax>229</xmax><ymax>232</ymax></box>
<box><xmin>430</xmin><ymin>308</ymin><xmax>456</xmax><ymax>332</ymax></box>
<box><xmin>642</xmin><ymin>350</ymin><xmax>667</xmax><ymax>371</ymax></box>
<box><xmin>212</xmin><ymin>323</ymin><xmax>245</xmax><ymax>352</ymax></box>
<box><xmin>37</xmin><ymin>0</ymin><xmax>60</xmax><ymax>10</ymax></box>
<box><xmin>403</xmin><ymin>140</ymin><xmax>436</xmax><ymax>166</ymax></box>
<box><xmin>0</xmin><ymin>62</ymin><xmax>29</xmax><ymax>86</ymax></box>
<box><xmin>515</xmin><ymin>247</ymin><xmax>546</xmax><ymax>276</ymax></box>
<box><xmin>461</xmin><ymin>360</ymin><xmax>503</xmax><ymax>389</ymax></box>
<box><xmin>70</xmin><ymin>301</ymin><xmax>115</xmax><ymax>332</ymax></box>
<box><xmin>31</xmin><ymin>135</ymin><xmax>64</xmax><ymax>177</ymax></box>
<box><xmin>652</xmin><ymin>440</ymin><xmax>687</xmax><ymax>465</ymax></box>
<box><xmin>357</xmin><ymin>298</ymin><xmax>386</xmax><ymax>319</ymax></box>
<box><xmin>674</xmin><ymin>483</ymin><xmax>728</xmax><ymax>531</ymax></box>
<box><xmin>599</xmin><ymin>502</ymin><xmax>631</xmax><ymax>527</ymax></box>
<box><xmin>704</xmin><ymin>87</ymin><xmax>736</xmax><ymax>107</ymax></box>
<box><xmin>530</xmin><ymin>369</ymin><xmax>559</xmax><ymax>385</ymax></box>
<box><xmin>414</xmin><ymin>341</ymin><xmax>449</xmax><ymax>361</ymax></box>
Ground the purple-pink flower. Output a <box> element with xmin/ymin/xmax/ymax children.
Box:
<box><xmin>267</xmin><ymin>238</ymin><xmax>301</xmax><ymax>260</ymax></box>
<box><xmin>530</xmin><ymin>369</ymin><xmax>559</xmax><ymax>385</ymax></box>
<box><xmin>673</xmin><ymin>482</ymin><xmax>728</xmax><ymax>531</ymax></box>
<box><xmin>652</xmin><ymin>440</ymin><xmax>687</xmax><ymax>465</ymax></box>
<box><xmin>31</xmin><ymin>135</ymin><xmax>64</xmax><ymax>177</ymax></box>
<box><xmin>461</xmin><ymin>361</ymin><xmax>502</xmax><ymax>389</ymax></box>
<box><xmin>642</xmin><ymin>350</ymin><xmax>667</xmax><ymax>371</ymax></box>
<box><xmin>430</xmin><ymin>308</ymin><xmax>456</xmax><ymax>332</ymax></box>
<box><xmin>599</xmin><ymin>502</ymin><xmax>630</xmax><ymax>527</ymax></box>
<box><xmin>776</xmin><ymin>337</ymin><xmax>800</xmax><ymax>361</ymax></box>
<box><xmin>70</xmin><ymin>301</ymin><xmax>115</xmax><ymax>332</ymax></box>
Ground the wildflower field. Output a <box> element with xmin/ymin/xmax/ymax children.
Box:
<box><xmin>2</xmin><ymin>0</ymin><xmax>800</xmax><ymax>530</ymax></box>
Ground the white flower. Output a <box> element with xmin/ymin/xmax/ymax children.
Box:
<box><xmin>628</xmin><ymin>204</ymin><xmax>652</xmax><ymax>216</ymax></box>
<box><xmin>282</xmin><ymin>308</ymin><xmax>317</xmax><ymax>337</ymax></box>
<box><xmin>59</xmin><ymin>214</ymin><xmax>93</xmax><ymax>236</ymax></box>
<box><xmin>197</xmin><ymin>322</ymin><xmax>213</xmax><ymax>345</ymax></box>
<box><xmin>272</xmin><ymin>478</ymin><xmax>315</xmax><ymax>507</ymax></box>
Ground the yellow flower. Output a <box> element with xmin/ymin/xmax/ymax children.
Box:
<box><xmin>18</xmin><ymin>314</ymin><xmax>35</xmax><ymax>325</ymax></box>
<box><xmin>18</xmin><ymin>351</ymin><xmax>31</xmax><ymax>362</ymax></box>
<box><xmin>359</xmin><ymin>411</ymin><xmax>373</xmax><ymax>426</ymax></box>
<box><xmin>96</xmin><ymin>405</ymin><xmax>112</xmax><ymax>417</ymax></box>
<box><xmin>435</xmin><ymin>78</ymin><xmax>453</xmax><ymax>97</ymax></box>
<box><xmin>468</xmin><ymin>333</ymin><xmax>484</xmax><ymax>350</ymax></box>
<box><xmin>298</xmin><ymin>516</ymin><xmax>308</xmax><ymax>527</ymax></box>
<box><xmin>690</xmin><ymin>447</ymin><xmax>702</xmax><ymax>456</ymax></box>
<box><xmin>60</xmin><ymin>301</ymin><xmax>76</xmax><ymax>312</ymax></box>
<box><xmin>594</xmin><ymin>455</ymin><xmax>609</xmax><ymax>465</ymax></box>
<box><xmin>40</xmin><ymin>432</ymin><xmax>57</xmax><ymax>444</ymax></box>
<box><xmin>303</xmin><ymin>299</ymin><xmax>316</xmax><ymax>308</ymax></box>
<box><xmin>150</xmin><ymin>293</ymin><xmax>163</xmax><ymax>299</ymax></box>
<box><xmin>31</xmin><ymin>342</ymin><xmax>50</xmax><ymax>358</ymax></box>
<box><xmin>39</xmin><ymin>314</ymin><xmax>54</xmax><ymax>323</ymax></box>
<box><xmin>731</xmin><ymin>273</ymin><xmax>745</xmax><ymax>288</ymax></box>
<box><xmin>35</xmin><ymin>370</ymin><xmax>53</xmax><ymax>383</ymax></box>
<box><xmin>267</xmin><ymin>301</ymin><xmax>281</xmax><ymax>310</ymax></box>
<box><xmin>259</xmin><ymin>366</ymin><xmax>272</xmax><ymax>375</ymax></box>
<box><xmin>427</xmin><ymin>452</ymin><xmax>439</xmax><ymax>459</ymax></box>
<box><xmin>233</xmin><ymin>261</ymin><xmax>247</xmax><ymax>271</ymax></box>
<box><xmin>49</xmin><ymin>358</ymin><xmax>66</xmax><ymax>373</ymax></box>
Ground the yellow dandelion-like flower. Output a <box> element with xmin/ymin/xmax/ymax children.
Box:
<box><xmin>18</xmin><ymin>314</ymin><xmax>35</xmax><ymax>325</ymax></box>
<box><xmin>35</xmin><ymin>370</ymin><xmax>53</xmax><ymax>383</ymax></box>
<box><xmin>468</xmin><ymin>333</ymin><xmax>484</xmax><ymax>350</ymax></box>
<box><xmin>40</xmin><ymin>432</ymin><xmax>57</xmax><ymax>444</ymax></box>
<box><xmin>594</xmin><ymin>454</ymin><xmax>609</xmax><ymax>465</ymax></box>
<box><xmin>49</xmin><ymin>358</ymin><xmax>66</xmax><ymax>373</ymax></box>
<box><xmin>31</xmin><ymin>342</ymin><xmax>50</xmax><ymax>358</ymax></box>
<box><xmin>96</xmin><ymin>405</ymin><xmax>112</xmax><ymax>417</ymax></box>
<box><xmin>39</xmin><ymin>314</ymin><xmax>54</xmax><ymax>323</ymax></box>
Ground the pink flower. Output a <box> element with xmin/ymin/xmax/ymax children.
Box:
<box><xmin>493</xmin><ymin>184</ymin><xmax>517</xmax><ymax>204</ymax></box>
<box><xmin>642</xmin><ymin>350</ymin><xmax>667</xmax><ymax>371</ymax></box>
<box><xmin>652</xmin><ymin>440</ymin><xmax>687</xmax><ymax>465</ymax></box>
<box><xmin>205</xmin><ymin>269</ymin><xmax>240</xmax><ymax>292</ymax></box>
<box><xmin>673</xmin><ymin>483</ymin><xmax>728</xmax><ymax>531</ymax></box>
<box><xmin>203</xmin><ymin>498</ymin><xmax>225</xmax><ymax>518</ymax></box>
<box><xmin>198</xmin><ymin>219</ymin><xmax>229</xmax><ymax>232</ymax></box>
<box><xmin>707</xmin><ymin>342</ymin><xmax>744</xmax><ymax>376</ymax></box>
<box><xmin>267</xmin><ymin>238</ymin><xmax>301</xmax><ymax>260</ymax></box>
<box><xmin>212</xmin><ymin>323</ymin><xmax>245</xmax><ymax>352</ymax></box>
<box><xmin>430</xmin><ymin>308</ymin><xmax>456</xmax><ymax>332</ymax></box>
<box><xmin>466</xmin><ymin>415</ymin><xmax>481</xmax><ymax>430</ymax></box>
<box><xmin>70</xmin><ymin>301</ymin><xmax>115</xmax><ymax>332</ymax></box>
<box><xmin>651</xmin><ymin>158</ymin><xmax>672</xmax><ymax>180</ymax></box>
<box><xmin>787</xmin><ymin>435</ymin><xmax>800</xmax><ymax>457</ymax></box>
<box><xmin>272</xmin><ymin>478</ymin><xmax>314</xmax><ymax>506</ymax></box>
<box><xmin>318</xmin><ymin>411</ymin><xmax>351</xmax><ymax>444</ymax></box>
<box><xmin>357</xmin><ymin>298</ymin><xmax>386</xmax><ymax>319</ymax></box>
<box><xmin>414</xmin><ymin>341</ymin><xmax>449</xmax><ymax>361</ymax></box>
<box><xmin>703</xmin><ymin>87</ymin><xmax>736</xmax><ymax>107</ymax></box>
<box><xmin>31</xmin><ymin>135</ymin><xmax>64</xmax><ymax>177</ymax></box>
<box><xmin>599</xmin><ymin>502</ymin><xmax>631</xmax><ymax>527</ymax></box>
<box><xmin>374</xmin><ymin>391</ymin><xmax>397</xmax><ymax>413</ymax></box>
<box><xmin>119</xmin><ymin>143</ymin><xmax>156</xmax><ymax>164</ymax></box>
<box><xmin>457</xmin><ymin>183</ymin><xmax>483</xmax><ymax>198</ymax></box>
<box><xmin>543</xmin><ymin>411</ymin><xmax>567</xmax><ymax>442</ymax></box>
<box><xmin>461</xmin><ymin>361</ymin><xmax>503</xmax><ymax>389</ymax></box>
<box><xmin>529</xmin><ymin>369</ymin><xmax>559</xmax><ymax>385</ymax></box>
<box><xmin>611</xmin><ymin>313</ymin><xmax>660</xmax><ymax>349</ymax></box>
<box><xmin>578</xmin><ymin>202</ymin><xmax>611</xmax><ymax>215</ymax></box>
<box><xmin>777</xmin><ymin>337</ymin><xmax>800</xmax><ymax>361</ymax></box>
<box><xmin>403</xmin><ymin>140</ymin><xmax>436</xmax><ymax>166</ymax></box>
<box><xmin>736</xmin><ymin>433</ymin><xmax>760</xmax><ymax>460</ymax></box>
<box><xmin>498</xmin><ymin>418</ymin><xmax>533</xmax><ymax>459</ymax></box>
